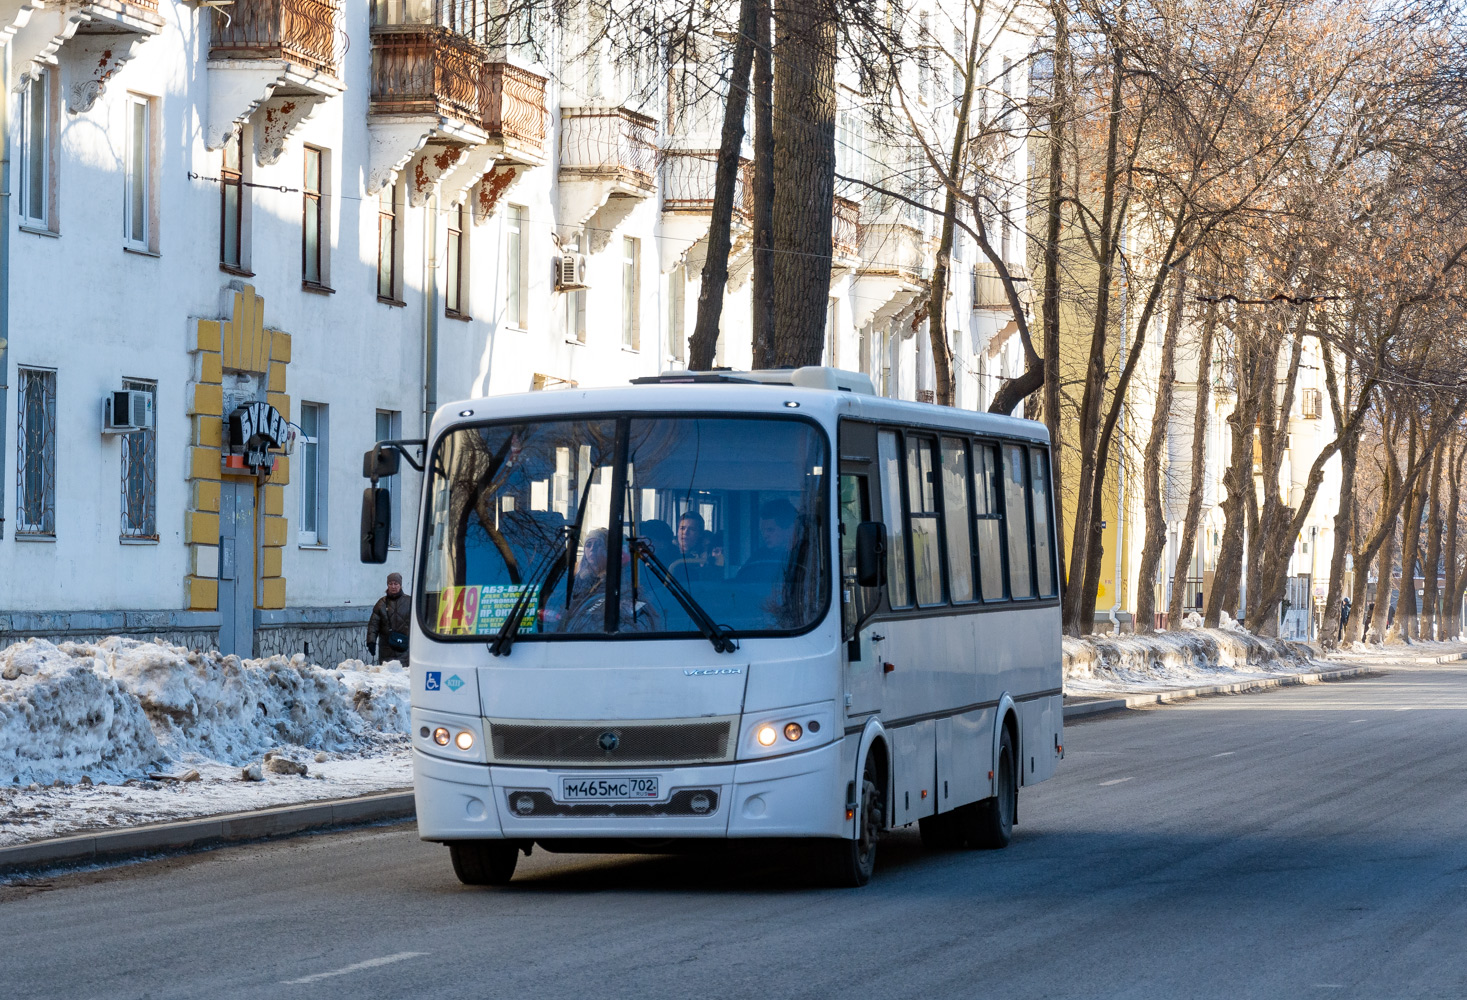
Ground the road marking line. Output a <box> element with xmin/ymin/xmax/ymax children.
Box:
<box><xmin>1211</xmin><ymin>752</ymin><xmax>1235</xmax><ymax>757</ymax></box>
<box><xmin>283</xmin><ymin>952</ymin><xmax>429</xmax><ymax>985</ymax></box>
<box><xmin>1099</xmin><ymin>777</ymin><xmax>1133</xmax><ymax>786</ymax></box>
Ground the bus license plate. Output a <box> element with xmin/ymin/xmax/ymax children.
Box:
<box><xmin>559</xmin><ymin>775</ymin><xmax>661</xmax><ymax>802</ymax></box>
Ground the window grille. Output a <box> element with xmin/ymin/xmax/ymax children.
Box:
<box><xmin>119</xmin><ymin>380</ymin><xmax>158</xmax><ymax>539</ymax></box>
<box><xmin>17</xmin><ymin>367</ymin><xmax>57</xmax><ymax>536</ymax></box>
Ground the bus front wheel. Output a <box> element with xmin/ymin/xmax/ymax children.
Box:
<box><xmin>448</xmin><ymin>841</ymin><xmax>519</xmax><ymax>886</ymax></box>
<box><xmin>820</xmin><ymin>755</ymin><xmax>884</xmax><ymax>887</ymax></box>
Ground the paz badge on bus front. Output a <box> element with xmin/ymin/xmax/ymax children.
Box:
<box><xmin>683</xmin><ymin>668</ymin><xmax>743</xmax><ymax>676</ymax></box>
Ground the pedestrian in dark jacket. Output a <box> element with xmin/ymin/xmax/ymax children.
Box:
<box><xmin>367</xmin><ymin>572</ymin><xmax>412</xmax><ymax>666</ymax></box>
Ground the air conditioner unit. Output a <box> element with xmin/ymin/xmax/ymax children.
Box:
<box><xmin>103</xmin><ymin>389</ymin><xmax>155</xmax><ymax>434</ymax></box>
<box><xmin>555</xmin><ymin>251</ymin><xmax>588</xmax><ymax>290</ymax></box>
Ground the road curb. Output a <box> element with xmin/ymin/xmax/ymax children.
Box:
<box><xmin>0</xmin><ymin>790</ymin><xmax>415</xmax><ymax>877</ymax></box>
<box><xmin>1062</xmin><ymin>664</ymin><xmax>1381</xmax><ymax>719</ymax></box>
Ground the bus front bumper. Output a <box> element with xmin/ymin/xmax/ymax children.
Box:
<box><xmin>413</xmin><ymin>740</ymin><xmax>848</xmax><ymax>842</ymax></box>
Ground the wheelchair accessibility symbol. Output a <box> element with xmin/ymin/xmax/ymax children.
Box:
<box><xmin>425</xmin><ymin>671</ymin><xmax>441</xmax><ymax>691</ymax></box>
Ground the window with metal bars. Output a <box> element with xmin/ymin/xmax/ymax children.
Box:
<box><xmin>120</xmin><ymin>379</ymin><xmax>158</xmax><ymax>540</ymax></box>
<box><xmin>17</xmin><ymin>367</ymin><xmax>57</xmax><ymax>536</ymax></box>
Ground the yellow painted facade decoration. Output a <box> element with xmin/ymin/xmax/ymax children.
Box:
<box><xmin>184</xmin><ymin>284</ymin><xmax>292</xmax><ymax>612</ymax></box>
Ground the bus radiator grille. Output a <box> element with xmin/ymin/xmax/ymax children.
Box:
<box><xmin>504</xmin><ymin>789</ymin><xmax>720</xmax><ymax>818</ymax></box>
<box><xmin>486</xmin><ymin>718</ymin><xmax>736</xmax><ymax>766</ymax></box>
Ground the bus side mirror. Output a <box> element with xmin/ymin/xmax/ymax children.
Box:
<box><xmin>855</xmin><ymin>521</ymin><xmax>886</xmax><ymax>588</ymax></box>
<box><xmin>363</xmin><ymin>445</ymin><xmax>401</xmax><ymax>480</ymax></box>
<box><xmin>361</xmin><ymin>487</ymin><xmax>391</xmax><ymax>564</ymax></box>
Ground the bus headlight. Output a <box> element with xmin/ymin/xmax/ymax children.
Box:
<box><xmin>432</xmin><ymin>727</ymin><xmax>450</xmax><ymax>746</ymax></box>
<box><xmin>784</xmin><ymin>722</ymin><xmax>803</xmax><ymax>742</ymax></box>
<box><xmin>757</xmin><ymin>725</ymin><xmax>778</xmax><ymax>747</ymax></box>
<box><xmin>454</xmin><ymin>731</ymin><xmax>475</xmax><ymax>751</ymax></box>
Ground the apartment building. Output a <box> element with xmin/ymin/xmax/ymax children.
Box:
<box><xmin>0</xmin><ymin>0</ymin><xmax>1034</xmax><ymax>656</ymax></box>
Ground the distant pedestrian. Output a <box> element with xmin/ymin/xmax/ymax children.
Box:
<box><xmin>1339</xmin><ymin>597</ymin><xmax>1352</xmax><ymax>640</ymax></box>
<box><xmin>367</xmin><ymin>571</ymin><xmax>411</xmax><ymax>666</ymax></box>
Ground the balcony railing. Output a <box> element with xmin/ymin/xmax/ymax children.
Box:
<box><xmin>859</xmin><ymin>222</ymin><xmax>925</xmax><ymax>281</ymax></box>
<box><xmin>211</xmin><ymin>0</ymin><xmax>343</xmax><ymax>77</ymax></box>
<box><xmin>833</xmin><ymin>196</ymin><xmax>860</xmax><ymax>259</ymax></box>
<box><xmin>370</xmin><ymin>23</ymin><xmax>482</xmax><ymax>124</ymax></box>
<box><xmin>561</xmin><ymin>106</ymin><xmax>658</xmax><ymax>187</ymax></box>
<box><xmin>661</xmin><ymin>150</ymin><xmax>751</xmax><ymax>217</ymax></box>
<box><xmin>481</xmin><ymin>62</ymin><xmax>547</xmax><ymax>150</ymax></box>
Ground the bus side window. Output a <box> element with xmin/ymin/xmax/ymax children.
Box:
<box><xmin>940</xmin><ymin>437</ymin><xmax>974</xmax><ymax>603</ymax></box>
<box><xmin>1003</xmin><ymin>444</ymin><xmax>1034</xmax><ymax>599</ymax></box>
<box><xmin>905</xmin><ymin>435</ymin><xmax>944</xmax><ymax>607</ymax></box>
<box><xmin>877</xmin><ymin>430</ymin><xmax>911</xmax><ymax>607</ymax></box>
<box><xmin>972</xmin><ymin>442</ymin><xmax>1006</xmax><ymax>601</ymax></box>
<box><xmin>1030</xmin><ymin>448</ymin><xmax>1057</xmax><ymax>597</ymax></box>
<box><xmin>839</xmin><ymin>473</ymin><xmax>879</xmax><ymax>637</ymax></box>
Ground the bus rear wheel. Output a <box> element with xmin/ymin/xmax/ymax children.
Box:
<box><xmin>448</xmin><ymin>841</ymin><xmax>519</xmax><ymax>886</ymax></box>
<box><xmin>819</xmin><ymin>755</ymin><xmax>884</xmax><ymax>887</ymax></box>
<box><xmin>962</xmin><ymin>725</ymin><xmax>1016</xmax><ymax>849</ymax></box>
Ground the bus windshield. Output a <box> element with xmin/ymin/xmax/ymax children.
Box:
<box><xmin>419</xmin><ymin>414</ymin><xmax>830</xmax><ymax>641</ymax></box>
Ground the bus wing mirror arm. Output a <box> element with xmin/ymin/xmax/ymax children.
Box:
<box><xmin>855</xmin><ymin>521</ymin><xmax>887</xmax><ymax>589</ymax></box>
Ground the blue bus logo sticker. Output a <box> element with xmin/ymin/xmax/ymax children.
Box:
<box><xmin>446</xmin><ymin>674</ymin><xmax>464</xmax><ymax>692</ymax></box>
<box><xmin>425</xmin><ymin>671</ymin><xmax>441</xmax><ymax>691</ymax></box>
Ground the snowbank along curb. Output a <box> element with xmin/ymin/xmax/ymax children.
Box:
<box><xmin>1063</xmin><ymin>664</ymin><xmax>1379</xmax><ymax>719</ymax></box>
<box><xmin>0</xmin><ymin>790</ymin><xmax>414</xmax><ymax>877</ymax></box>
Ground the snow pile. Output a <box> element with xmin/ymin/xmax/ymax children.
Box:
<box><xmin>1064</xmin><ymin>628</ymin><xmax>1318</xmax><ymax>694</ymax></box>
<box><xmin>0</xmin><ymin>642</ymin><xmax>163</xmax><ymax>786</ymax></box>
<box><xmin>0</xmin><ymin>637</ymin><xmax>409</xmax><ymax>787</ymax></box>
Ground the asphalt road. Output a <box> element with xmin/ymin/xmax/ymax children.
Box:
<box><xmin>6</xmin><ymin>661</ymin><xmax>1467</xmax><ymax>1000</ymax></box>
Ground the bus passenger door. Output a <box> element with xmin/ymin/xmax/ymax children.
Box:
<box><xmin>839</xmin><ymin>424</ymin><xmax>883</xmax><ymax>719</ymax></box>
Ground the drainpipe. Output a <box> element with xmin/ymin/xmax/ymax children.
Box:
<box><xmin>0</xmin><ymin>40</ymin><xmax>12</xmax><ymax>540</ymax></box>
<box><xmin>422</xmin><ymin>192</ymin><xmax>439</xmax><ymax>437</ymax></box>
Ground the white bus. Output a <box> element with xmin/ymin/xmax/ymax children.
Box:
<box><xmin>361</xmin><ymin>367</ymin><xmax>1062</xmax><ymax>887</ymax></box>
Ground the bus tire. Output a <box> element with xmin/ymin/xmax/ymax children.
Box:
<box><xmin>820</xmin><ymin>755</ymin><xmax>884</xmax><ymax>887</ymax></box>
<box><xmin>964</xmin><ymin>724</ymin><xmax>1016</xmax><ymax>849</ymax></box>
<box><xmin>448</xmin><ymin>841</ymin><xmax>519</xmax><ymax>886</ymax></box>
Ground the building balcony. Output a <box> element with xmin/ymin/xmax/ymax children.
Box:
<box><xmin>852</xmin><ymin>222</ymin><xmax>927</xmax><ymax>330</ymax></box>
<box><xmin>8</xmin><ymin>0</ymin><xmax>165</xmax><ymax>115</ymax></box>
<box><xmin>658</xmin><ymin>149</ymin><xmax>752</xmax><ymax>271</ymax></box>
<box><xmin>559</xmin><ymin>105</ymin><xmax>658</xmax><ymax>250</ymax></box>
<box><xmin>206</xmin><ymin>0</ymin><xmax>345</xmax><ymax>161</ymax></box>
<box><xmin>831</xmin><ymin>195</ymin><xmax>861</xmax><ymax>268</ymax></box>
<box><xmin>210</xmin><ymin>0</ymin><xmax>340</xmax><ymax>75</ymax></box>
<box><xmin>972</xmin><ymin>261</ymin><xmax>1030</xmax><ymax>312</ymax></box>
<box><xmin>480</xmin><ymin>61</ymin><xmax>548</xmax><ymax>165</ymax></box>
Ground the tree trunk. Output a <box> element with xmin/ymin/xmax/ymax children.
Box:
<box><xmin>1206</xmin><ymin>344</ymin><xmax>1258</xmax><ymax>628</ymax></box>
<box><xmin>926</xmin><ymin>24</ymin><xmax>980</xmax><ymax>406</ymax></box>
<box><xmin>1389</xmin><ymin>421</ymin><xmax>1422</xmax><ymax>643</ymax></box>
<box><xmin>750</xmin><ymin>0</ymin><xmax>775</xmax><ymax>368</ymax></box>
<box><xmin>1059</xmin><ymin>48</ymin><xmax>1126</xmax><ymax>637</ymax></box>
<box><xmin>1442</xmin><ymin>436</ymin><xmax>1465</xmax><ymax>640</ymax></box>
<box><xmin>1133</xmin><ymin>267</ymin><xmax>1188</xmax><ymax>633</ymax></box>
<box><xmin>688</xmin><ymin>0</ymin><xmax>758</xmax><ymax>371</ymax></box>
<box><xmin>770</xmin><ymin>0</ymin><xmax>837</xmax><ymax>367</ymax></box>
<box><xmin>1041</xmin><ymin>3</ymin><xmax>1069</xmax><ymax>594</ymax></box>
<box><xmin>1166</xmin><ymin>299</ymin><xmax>1217</xmax><ymax>629</ymax></box>
<box><xmin>1369</xmin><ymin>523</ymin><xmax>1396</xmax><ymax>644</ymax></box>
<box><xmin>1319</xmin><ymin>435</ymin><xmax>1357</xmax><ymax>650</ymax></box>
<box><xmin>1421</xmin><ymin>446</ymin><xmax>1444</xmax><ymax>641</ymax></box>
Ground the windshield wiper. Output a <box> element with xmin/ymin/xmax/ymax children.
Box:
<box><xmin>489</xmin><ymin>528</ymin><xmax>570</xmax><ymax>657</ymax></box>
<box><xmin>630</xmin><ymin>538</ymin><xmax>739</xmax><ymax>654</ymax></box>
